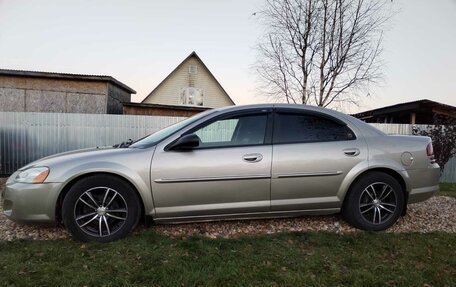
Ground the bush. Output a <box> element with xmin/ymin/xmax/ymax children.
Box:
<box><xmin>415</xmin><ymin>115</ymin><xmax>456</xmax><ymax>174</ymax></box>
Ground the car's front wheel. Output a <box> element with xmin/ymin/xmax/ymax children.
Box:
<box><xmin>343</xmin><ymin>171</ymin><xmax>404</xmax><ymax>231</ymax></box>
<box><xmin>62</xmin><ymin>175</ymin><xmax>141</xmax><ymax>242</ymax></box>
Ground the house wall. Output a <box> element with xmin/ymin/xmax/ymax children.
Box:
<box><xmin>143</xmin><ymin>57</ymin><xmax>233</xmax><ymax>108</ymax></box>
<box><xmin>107</xmin><ymin>83</ymin><xmax>132</xmax><ymax>114</ymax></box>
<box><xmin>0</xmin><ymin>75</ymin><xmax>107</xmax><ymax>114</ymax></box>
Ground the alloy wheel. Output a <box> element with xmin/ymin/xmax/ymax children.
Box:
<box><xmin>74</xmin><ymin>187</ymin><xmax>128</xmax><ymax>238</ymax></box>
<box><xmin>359</xmin><ymin>182</ymin><xmax>397</xmax><ymax>225</ymax></box>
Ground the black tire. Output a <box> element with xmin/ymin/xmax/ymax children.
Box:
<box><xmin>342</xmin><ymin>171</ymin><xmax>404</xmax><ymax>231</ymax></box>
<box><xmin>62</xmin><ymin>175</ymin><xmax>141</xmax><ymax>242</ymax></box>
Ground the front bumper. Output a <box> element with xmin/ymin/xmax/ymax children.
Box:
<box><xmin>2</xmin><ymin>180</ymin><xmax>63</xmax><ymax>223</ymax></box>
<box><xmin>407</xmin><ymin>164</ymin><xmax>440</xmax><ymax>204</ymax></box>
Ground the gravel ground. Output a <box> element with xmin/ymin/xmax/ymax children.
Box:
<box><xmin>1</xmin><ymin>178</ymin><xmax>455</xmax><ymax>241</ymax></box>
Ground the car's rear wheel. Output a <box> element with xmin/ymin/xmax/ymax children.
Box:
<box><xmin>343</xmin><ymin>171</ymin><xmax>404</xmax><ymax>231</ymax></box>
<box><xmin>62</xmin><ymin>175</ymin><xmax>141</xmax><ymax>242</ymax></box>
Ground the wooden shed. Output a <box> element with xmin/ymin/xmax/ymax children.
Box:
<box><xmin>0</xmin><ymin>69</ymin><xmax>136</xmax><ymax>114</ymax></box>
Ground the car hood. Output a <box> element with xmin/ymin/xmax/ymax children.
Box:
<box><xmin>20</xmin><ymin>146</ymin><xmax>142</xmax><ymax>170</ymax></box>
<box><xmin>15</xmin><ymin>145</ymin><xmax>157</xmax><ymax>185</ymax></box>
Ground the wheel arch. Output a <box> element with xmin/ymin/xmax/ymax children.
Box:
<box><xmin>341</xmin><ymin>167</ymin><xmax>409</xmax><ymax>215</ymax></box>
<box><xmin>55</xmin><ymin>172</ymin><xmax>146</xmax><ymax>224</ymax></box>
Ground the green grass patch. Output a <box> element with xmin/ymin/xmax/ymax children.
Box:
<box><xmin>0</xmin><ymin>231</ymin><xmax>454</xmax><ymax>287</ymax></box>
<box><xmin>439</xmin><ymin>183</ymin><xmax>456</xmax><ymax>198</ymax></box>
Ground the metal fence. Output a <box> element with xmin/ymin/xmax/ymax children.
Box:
<box><xmin>0</xmin><ymin>112</ymin><xmax>184</xmax><ymax>175</ymax></box>
<box><xmin>370</xmin><ymin>123</ymin><xmax>417</xmax><ymax>135</ymax></box>
<box><xmin>0</xmin><ymin>113</ymin><xmax>454</xmax><ymax>182</ymax></box>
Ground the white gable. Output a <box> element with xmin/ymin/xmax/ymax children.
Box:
<box><xmin>142</xmin><ymin>54</ymin><xmax>234</xmax><ymax>108</ymax></box>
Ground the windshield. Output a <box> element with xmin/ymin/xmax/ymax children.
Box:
<box><xmin>129</xmin><ymin>109</ymin><xmax>216</xmax><ymax>148</ymax></box>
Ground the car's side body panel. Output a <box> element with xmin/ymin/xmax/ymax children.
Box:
<box><xmin>270</xmin><ymin>107</ymin><xmax>369</xmax><ymax>211</ymax></box>
<box><xmin>149</xmin><ymin>108</ymin><xmax>274</xmax><ymax>218</ymax></box>
<box><xmin>362</xmin><ymin>133</ymin><xmax>440</xmax><ymax>201</ymax></box>
<box><xmin>150</xmin><ymin>145</ymin><xmax>272</xmax><ymax>218</ymax></box>
<box><xmin>271</xmin><ymin>139</ymin><xmax>368</xmax><ymax>210</ymax></box>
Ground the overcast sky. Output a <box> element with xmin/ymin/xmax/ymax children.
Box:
<box><xmin>0</xmin><ymin>0</ymin><xmax>455</xmax><ymax>113</ymax></box>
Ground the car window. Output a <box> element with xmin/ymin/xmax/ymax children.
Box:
<box><xmin>129</xmin><ymin>109</ymin><xmax>216</xmax><ymax>148</ymax></box>
<box><xmin>196</xmin><ymin>119</ymin><xmax>239</xmax><ymax>143</ymax></box>
<box><xmin>274</xmin><ymin>112</ymin><xmax>355</xmax><ymax>144</ymax></box>
<box><xmin>193</xmin><ymin>114</ymin><xmax>268</xmax><ymax>148</ymax></box>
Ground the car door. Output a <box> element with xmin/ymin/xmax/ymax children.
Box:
<box><xmin>271</xmin><ymin>108</ymin><xmax>367</xmax><ymax>211</ymax></box>
<box><xmin>151</xmin><ymin>109</ymin><xmax>273</xmax><ymax>219</ymax></box>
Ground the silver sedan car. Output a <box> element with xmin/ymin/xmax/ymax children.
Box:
<box><xmin>2</xmin><ymin>104</ymin><xmax>440</xmax><ymax>242</ymax></box>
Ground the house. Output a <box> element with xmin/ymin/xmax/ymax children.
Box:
<box><xmin>352</xmin><ymin>99</ymin><xmax>456</xmax><ymax>124</ymax></box>
<box><xmin>123</xmin><ymin>51</ymin><xmax>235</xmax><ymax>116</ymax></box>
<box><xmin>0</xmin><ymin>69</ymin><xmax>136</xmax><ymax>114</ymax></box>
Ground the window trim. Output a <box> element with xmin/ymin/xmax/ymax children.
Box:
<box><xmin>165</xmin><ymin>109</ymin><xmax>274</xmax><ymax>151</ymax></box>
<box><xmin>272</xmin><ymin>109</ymin><xmax>357</xmax><ymax>145</ymax></box>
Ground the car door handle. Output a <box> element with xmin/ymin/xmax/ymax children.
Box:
<box><xmin>242</xmin><ymin>153</ymin><xmax>263</xmax><ymax>163</ymax></box>
<box><xmin>343</xmin><ymin>148</ymin><xmax>360</xmax><ymax>157</ymax></box>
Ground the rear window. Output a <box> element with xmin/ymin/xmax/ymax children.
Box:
<box><xmin>274</xmin><ymin>113</ymin><xmax>356</xmax><ymax>144</ymax></box>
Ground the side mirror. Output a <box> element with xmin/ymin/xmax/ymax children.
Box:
<box><xmin>169</xmin><ymin>134</ymin><xmax>200</xmax><ymax>151</ymax></box>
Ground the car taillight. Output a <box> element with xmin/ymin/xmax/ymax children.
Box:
<box><xmin>427</xmin><ymin>142</ymin><xmax>435</xmax><ymax>163</ymax></box>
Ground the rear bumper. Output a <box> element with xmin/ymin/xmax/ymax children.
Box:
<box><xmin>407</xmin><ymin>164</ymin><xmax>440</xmax><ymax>204</ymax></box>
<box><xmin>408</xmin><ymin>184</ymin><xmax>439</xmax><ymax>203</ymax></box>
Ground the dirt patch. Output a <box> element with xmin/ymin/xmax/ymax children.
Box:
<box><xmin>1</xmin><ymin>177</ymin><xmax>455</xmax><ymax>241</ymax></box>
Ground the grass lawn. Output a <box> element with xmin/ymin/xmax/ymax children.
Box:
<box><xmin>439</xmin><ymin>183</ymin><xmax>456</xmax><ymax>198</ymax></box>
<box><xmin>0</xmin><ymin>231</ymin><xmax>455</xmax><ymax>287</ymax></box>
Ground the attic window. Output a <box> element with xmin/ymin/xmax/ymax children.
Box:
<box><xmin>188</xmin><ymin>65</ymin><xmax>198</xmax><ymax>75</ymax></box>
<box><xmin>180</xmin><ymin>87</ymin><xmax>204</xmax><ymax>106</ymax></box>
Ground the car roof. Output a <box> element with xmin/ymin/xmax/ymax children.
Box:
<box><xmin>213</xmin><ymin>104</ymin><xmax>348</xmax><ymax>120</ymax></box>
<box><xmin>212</xmin><ymin>104</ymin><xmax>385</xmax><ymax>136</ymax></box>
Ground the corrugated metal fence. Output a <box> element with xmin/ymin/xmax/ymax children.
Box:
<box><xmin>0</xmin><ymin>113</ymin><xmax>454</xmax><ymax>182</ymax></box>
<box><xmin>0</xmin><ymin>112</ymin><xmax>184</xmax><ymax>175</ymax></box>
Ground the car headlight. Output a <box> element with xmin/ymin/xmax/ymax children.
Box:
<box><xmin>15</xmin><ymin>167</ymin><xmax>50</xmax><ymax>184</ymax></box>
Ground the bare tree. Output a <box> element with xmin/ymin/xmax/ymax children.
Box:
<box><xmin>254</xmin><ymin>0</ymin><xmax>391</xmax><ymax>107</ymax></box>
